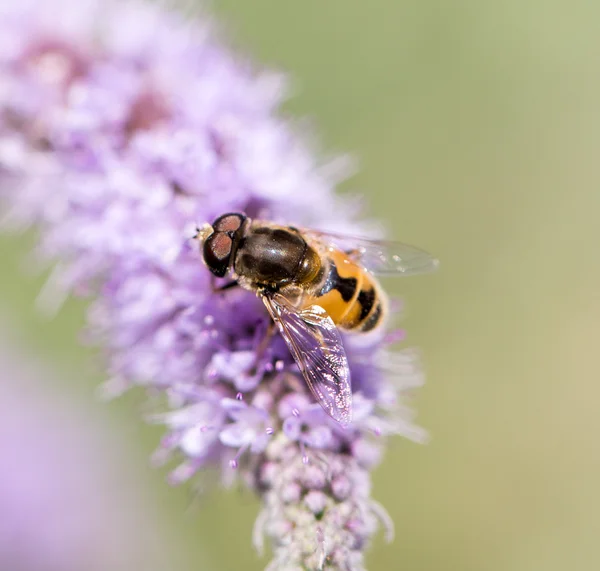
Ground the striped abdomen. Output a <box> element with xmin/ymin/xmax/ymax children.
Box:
<box><xmin>302</xmin><ymin>249</ymin><xmax>386</xmax><ymax>332</ymax></box>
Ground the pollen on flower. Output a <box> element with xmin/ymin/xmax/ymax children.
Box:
<box><xmin>0</xmin><ymin>0</ymin><xmax>430</xmax><ymax>569</ymax></box>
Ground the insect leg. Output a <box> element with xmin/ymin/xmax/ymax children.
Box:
<box><xmin>210</xmin><ymin>276</ymin><xmax>239</xmax><ymax>293</ymax></box>
<box><xmin>251</xmin><ymin>320</ymin><xmax>277</xmax><ymax>374</ymax></box>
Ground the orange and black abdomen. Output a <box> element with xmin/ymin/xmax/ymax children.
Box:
<box><xmin>303</xmin><ymin>249</ymin><xmax>386</xmax><ymax>332</ymax></box>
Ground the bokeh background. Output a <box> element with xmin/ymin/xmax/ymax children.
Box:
<box><xmin>1</xmin><ymin>0</ymin><xmax>599</xmax><ymax>570</ymax></box>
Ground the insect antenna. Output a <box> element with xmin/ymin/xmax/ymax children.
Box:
<box><xmin>193</xmin><ymin>222</ymin><xmax>213</xmax><ymax>242</ymax></box>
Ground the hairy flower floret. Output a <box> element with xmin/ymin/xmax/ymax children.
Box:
<box><xmin>0</xmin><ymin>1</ymin><xmax>427</xmax><ymax>569</ymax></box>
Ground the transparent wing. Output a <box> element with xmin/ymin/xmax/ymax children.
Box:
<box><xmin>305</xmin><ymin>228</ymin><xmax>439</xmax><ymax>276</ymax></box>
<box><xmin>262</xmin><ymin>293</ymin><xmax>352</xmax><ymax>425</ymax></box>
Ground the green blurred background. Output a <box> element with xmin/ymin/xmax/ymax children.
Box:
<box><xmin>1</xmin><ymin>0</ymin><xmax>599</xmax><ymax>569</ymax></box>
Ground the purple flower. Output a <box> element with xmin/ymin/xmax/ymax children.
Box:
<box><xmin>0</xmin><ymin>332</ymin><xmax>178</xmax><ymax>571</ymax></box>
<box><xmin>0</xmin><ymin>1</ymin><xmax>431</xmax><ymax>569</ymax></box>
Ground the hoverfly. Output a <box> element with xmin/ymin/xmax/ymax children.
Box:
<box><xmin>196</xmin><ymin>213</ymin><xmax>438</xmax><ymax>425</ymax></box>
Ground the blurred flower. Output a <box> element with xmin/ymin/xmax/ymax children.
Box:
<box><xmin>0</xmin><ymin>1</ymin><xmax>427</xmax><ymax>569</ymax></box>
<box><xmin>0</xmin><ymin>331</ymin><xmax>177</xmax><ymax>571</ymax></box>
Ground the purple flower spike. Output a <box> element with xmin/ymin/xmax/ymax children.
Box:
<box><xmin>0</xmin><ymin>333</ymin><xmax>176</xmax><ymax>571</ymax></box>
<box><xmin>0</xmin><ymin>1</ymin><xmax>431</xmax><ymax>569</ymax></box>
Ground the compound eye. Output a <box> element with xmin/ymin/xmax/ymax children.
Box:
<box><xmin>213</xmin><ymin>212</ymin><xmax>246</xmax><ymax>233</ymax></box>
<box><xmin>203</xmin><ymin>232</ymin><xmax>233</xmax><ymax>277</ymax></box>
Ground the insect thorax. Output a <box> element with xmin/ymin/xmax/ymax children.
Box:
<box><xmin>234</xmin><ymin>226</ymin><xmax>322</xmax><ymax>289</ymax></box>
